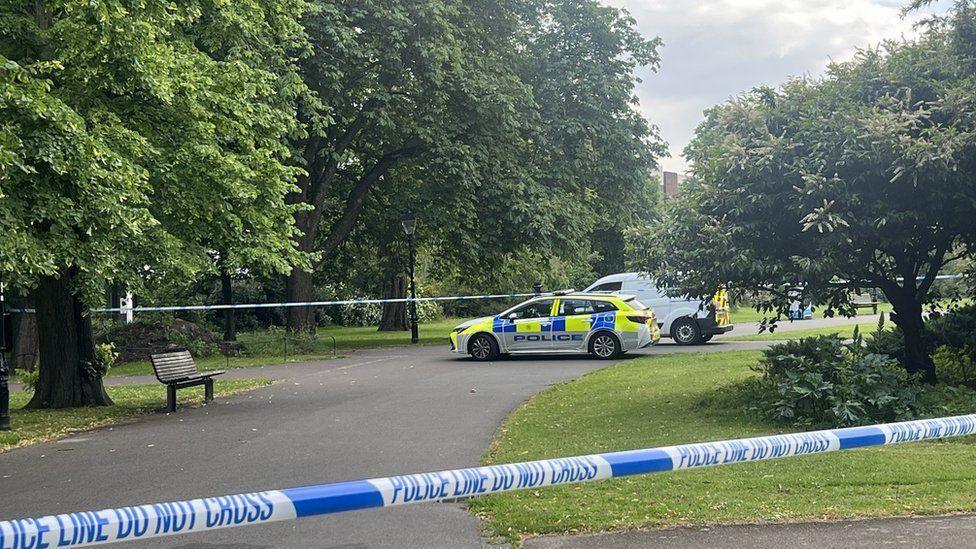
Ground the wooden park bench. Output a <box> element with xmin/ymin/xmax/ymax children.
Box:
<box><xmin>149</xmin><ymin>350</ymin><xmax>225</xmax><ymax>413</ymax></box>
<box><xmin>853</xmin><ymin>293</ymin><xmax>879</xmax><ymax>315</ymax></box>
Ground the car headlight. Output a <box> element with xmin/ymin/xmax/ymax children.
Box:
<box><xmin>452</xmin><ymin>326</ymin><xmax>468</xmax><ymax>334</ymax></box>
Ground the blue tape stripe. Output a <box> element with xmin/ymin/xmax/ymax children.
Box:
<box><xmin>4</xmin><ymin>414</ymin><xmax>976</xmax><ymax>547</ymax></box>
<box><xmin>602</xmin><ymin>448</ymin><xmax>674</xmax><ymax>476</ymax></box>
<box><xmin>836</xmin><ymin>426</ymin><xmax>886</xmax><ymax>449</ymax></box>
<box><xmin>282</xmin><ymin>481</ymin><xmax>384</xmax><ymax>516</ymax></box>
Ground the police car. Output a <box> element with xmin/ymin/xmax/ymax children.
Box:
<box><xmin>450</xmin><ymin>292</ymin><xmax>661</xmax><ymax>361</ymax></box>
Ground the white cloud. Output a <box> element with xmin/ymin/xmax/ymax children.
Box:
<box><xmin>604</xmin><ymin>0</ymin><xmax>954</xmax><ymax>173</ymax></box>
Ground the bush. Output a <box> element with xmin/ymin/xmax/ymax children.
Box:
<box><xmin>15</xmin><ymin>369</ymin><xmax>39</xmax><ymax>392</ymax></box>
<box><xmin>933</xmin><ymin>345</ymin><xmax>976</xmax><ymax>389</ymax></box>
<box><xmin>753</xmin><ymin>334</ymin><xmax>921</xmax><ymax>428</ymax></box>
<box><xmin>926</xmin><ymin>304</ymin><xmax>976</xmax><ymax>350</ymax></box>
<box><xmin>864</xmin><ymin>313</ymin><xmax>908</xmax><ymax>361</ymax></box>
<box><xmin>865</xmin><ymin>306</ymin><xmax>976</xmax><ymax>372</ymax></box>
<box><xmin>97</xmin><ymin>318</ymin><xmax>232</xmax><ymax>362</ymax></box>
<box><xmin>338</xmin><ymin>298</ymin><xmax>443</xmax><ymax>327</ymax></box>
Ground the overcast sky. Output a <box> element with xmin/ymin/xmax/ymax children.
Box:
<box><xmin>602</xmin><ymin>0</ymin><xmax>953</xmax><ymax>174</ymax></box>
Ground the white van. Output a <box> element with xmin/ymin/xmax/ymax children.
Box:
<box><xmin>583</xmin><ymin>273</ymin><xmax>733</xmax><ymax>345</ymax></box>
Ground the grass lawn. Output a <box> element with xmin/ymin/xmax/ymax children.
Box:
<box><xmin>725</xmin><ymin>322</ymin><xmax>878</xmax><ymax>341</ymax></box>
<box><xmin>729</xmin><ymin>302</ymin><xmax>893</xmax><ymax>324</ymax></box>
<box><xmin>0</xmin><ymin>379</ymin><xmax>272</xmax><ymax>452</ymax></box>
<box><xmin>470</xmin><ymin>351</ymin><xmax>976</xmax><ymax>544</ymax></box>
<box><xmin>108</xmin><ymin>317</ymin><xmax>462</xmax><ymax>377</ymax></box>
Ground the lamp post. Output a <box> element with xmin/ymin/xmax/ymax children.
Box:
<box><xmin>0</xmin><ymin>280</ymin><xmax>11</xmax><ymax>431</ymax></box>
<box><xmin>401</xmin><ymin>213</ymin><xmax>419</xmax><ymax>344</ymax></box>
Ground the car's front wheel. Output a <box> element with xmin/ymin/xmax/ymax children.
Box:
<box><xmin>672</xmin><ymin>317</ymin><xmax>703</xmax><ymax>345</ymax></box>
<box><xmin>468</xmin><ymin>334</ymin><xmax>499</xmax><ymax>361</ymax></box>
<box><xmin>589</xmin><ymin>332</ymin><xmax>622</xmax><ymax>359</ymax></box>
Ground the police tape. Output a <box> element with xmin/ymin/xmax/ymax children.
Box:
<box><xmin>8</xmin><ymin>292</ymin><xmax>545</xmax><ymax>314</ymax></box>
<box><xmin>3</xmin><ymin>413</ymin><xmax>976</xmax><ymax>548</ymax></box>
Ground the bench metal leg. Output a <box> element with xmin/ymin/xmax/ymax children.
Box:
<box><xmin>205</xmin><ymin>379</ymin><xmax>214</xmax><ymax>403</ymax></box>
<box><xmin>167</xmin><ymin>385</ymin><xmax>177</xmax><ymax>413</ymax></box>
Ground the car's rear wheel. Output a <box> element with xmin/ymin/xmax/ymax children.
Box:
<box><xmin>701</xmin><ymin>334</ymin><xmax>714</xmax><ymax>343</ymax></box>
<box><xmin>672</xmin><ymin>317</ymin><xmax>703</xmax><ymax>345</ymax></box>
<box><xmin>468</xmin><ymin>334</ymin><xmax>499</xmax><ymax>361</ymax></box>
<box><xmin>589</xmin><ymin>332</ymin><xmax>622</xmax><ymax>359</ymax></box>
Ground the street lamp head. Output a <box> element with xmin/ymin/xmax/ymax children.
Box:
<box><xmin>401</xmin><ymin>213</ymin><xmax>417</xmax><ymax>236</ymax></box>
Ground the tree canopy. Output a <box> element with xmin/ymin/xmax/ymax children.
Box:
<box><xmin>0</xmin><ymin>0</ymin><xmax>309</xmax><ymax>407</ymax></box>
<box><xmin>635</xmin><ymin>7</ymin><xmax>976</xmax><ymax>382</ymax></box>
<box><xmin>285</xmin><ymin>0</ymin><xmax>663</xmax><ymax>331</ymax></box>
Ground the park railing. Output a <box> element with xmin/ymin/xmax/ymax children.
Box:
<box><xmin>2</xmin><ymin>413</ymin><xmax>975</xmax><ymax>548</ymax></box>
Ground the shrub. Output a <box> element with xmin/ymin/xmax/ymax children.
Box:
<box><xmin>926</xmin><ymin>304</ymin><xmax>976</xmax><ymax>351</ymax></box>
<box><xmin>754</xmin><ymin>334</ymin><xmax>921</xmax><ymax>428</ymax></box>
<box><xmin>865</xmin><ymin>306</ymin><xmax>976</xmax><ymax>373</ymax></box>
<box><xmin>86</xmin><ymin>343</ymin><xmax>116</xmax><ymax>378</ymax></box>
<box><xmin>339</xmin><ymin>298</ymin><xmax>443</xmax><ymax>327</ymax></box>
<box><xmin>933</xmin><ymin>345</ymin><xmax>976</xmax><ymax>389</ymax></box>
<box><xmin>97</xmin><ymin>318</ymin><xmax>230</xmax><ymax>362</ymax></box>
<box><xmin>864</xmin><ymin>313</ymin><xmax>908</xmax><ymax>361</ymax></box>
<box><xmin>15</xmin><ymin>369</ymin><xmax>39</xmax><ymax>392</ymax></box>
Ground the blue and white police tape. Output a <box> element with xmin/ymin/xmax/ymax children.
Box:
<box><xmin>8</xmin><ymin>292</ymin><xmax>545</xmax><ymax>314</ymax></box>
<box><xmin>3</xmin><ymin>413</ymin><xmax>976</xmax><ymax>548</ymax></box>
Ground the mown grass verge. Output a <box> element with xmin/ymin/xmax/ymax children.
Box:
<box><xmin>469</xmin><ymin>351</ymin><xmax>976</xmax><ymax>545</ymax></box>
<box><xmin>0</xmin><ymin>379</ymin><xmax>273</xmax><ymax>452</ymax></box>
<box><xmin>725</xmin><ymin>322</ymin><xmax>877</xmax><ymax>341</ymax></box>
<box><xmin>729</xmin><ymin>303</ymin><xmax>892</xmax><ymax>325</ymax></box>
<box><xmin>107</xmin><ymin>318</ymin><xmax>462</xmax><ymax>377</ymax></box>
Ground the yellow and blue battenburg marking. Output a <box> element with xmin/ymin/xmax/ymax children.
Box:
<box><xmin>3</xmin><ymin>414</ymin><xmax>976</xmax><ymax>548</ymax></box>
<box><xmin>491</xmin><ymin>316</ymin><xmax>516</xmax><ymax>333</ymax></box>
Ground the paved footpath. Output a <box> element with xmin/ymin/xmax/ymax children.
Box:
<box><xmin>1</xmin><ymin>314</ymin><xmax>927</xmax><ymax>549</ymax></box>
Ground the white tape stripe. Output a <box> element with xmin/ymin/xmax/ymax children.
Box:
<box><xmin>8</xmin><ymin>292</ymin><xmax>545</xmax><ymax>314</ymax></box>
<box><xmin>366</xmin><ymin>455</ymin><xmax>612</xmax><ymax>506</ymax></box>
<box><xmin>661</xmin><ymin>431</ymin><xmax>841</xmax><ymax>470</ymax></box>
<box><xmin>0</xmin><ymin>491</ymin><xmax>294</xmax><ymax>549</ymax></box>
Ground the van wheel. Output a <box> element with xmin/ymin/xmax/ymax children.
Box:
<box><xmin>701</xmin><ymin>334</ymin><xmax>714</xmax><ymax>343</ymax></box>
<box><xmin>672</xmin><ymin>317</ymin><xmax>702</xmax><ymax>345</ymax></box>
<box><xmin>468</xmin><ymin>334</ymin><xmax>499</xmax><ymax>361</ymax></box>
<box><xmin>589</xmin><ymin>332</ymin><xmax>622</xmax><ymax>359</ymax></box>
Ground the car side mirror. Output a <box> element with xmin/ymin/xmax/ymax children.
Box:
<box><xmin>508</xmin><ymin>312</ymin><xmax>519</xmax><ymax>321</ymax></box>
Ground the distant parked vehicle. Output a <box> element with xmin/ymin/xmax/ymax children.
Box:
<box><xmin>583</xmin><ymin>273</ymin><xmax>733</xmax><ymax>345</ymax></box>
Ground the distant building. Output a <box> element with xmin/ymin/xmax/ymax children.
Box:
<box><xmin>661</xmin><ymin>171</ymin><xmax>686</xmax><ymax>200</ymax></box>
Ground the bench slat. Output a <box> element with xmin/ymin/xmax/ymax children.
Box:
<box><xmin>151</xmin><ymin>350</ymin><xmax>201</xmax><ymax>383</ymax></box>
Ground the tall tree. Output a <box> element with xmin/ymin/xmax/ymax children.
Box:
<box><xmin>0</xmin><ymin>0</ymin><xmax>308</xmax><ymax>407</ymax></box>
<box><xmin>286</xmin><ymin>0</ymin><xmax>664</xmax><ymax>331</ymax></box>
<box><xmin>636</xmin><ymin>16</ymin><xmax>976</xmax><ymax>383</ymax></box>
<box><xmin>285</xmin><ymin>0</ymin><xmax>526</xmax><ymax>331</ymax></box>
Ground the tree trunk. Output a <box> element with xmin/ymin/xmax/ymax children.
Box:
<box><xmin>10</xmin><ymin>295</ymin><xmax>38</xmax><ymax>372</ymax></box>
<box><xmin>378</xmin><ymin>273</ymin><xmax>408</xmax><ymax>331</ymax></box>
<box><xmin>220</xmin><ymin>269</ymin><xmax>236</xmax><ymax>342</ymax></box>
<box><xmin>286</xmin><ymin>268</ymin><xmax>316</xmax><ymax>333</ymax></box>
<box><xmin>27</xmin><ymin>269</ymin><xmax>113</xmax><ymax>408</ymax></box>
<box><xmin>888</xmin><ymin>295</ymin><xmax>936</xmax><ymax>384</ymax></box>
